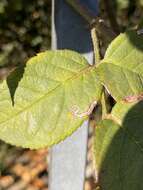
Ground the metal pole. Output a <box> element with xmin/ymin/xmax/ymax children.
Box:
<box><xmin>49</xmin><ymin>1</ymin><xmax>98</xmax><ymax>190</ymax></box>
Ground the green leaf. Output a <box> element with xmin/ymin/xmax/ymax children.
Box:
<box><xmin>97</xmin><ymin>31</ymin><xmax>143</xmax><ymax>101</ymax></box>
<box><xmin>0</xmin><ymin>50</ymin><xmax>102</xmax><ymax>149</ymax></box>
<box><xmin>139</xmin><ymin>0</ymin><xmax>143</xmax><ymax>6</ymax></box>
<box><xmin>115</xmin><ymin>0</ymin><xmax>129</xmax><ymax>10</ymax></box>
<box><xmin>111</xmin><ymin>101</ymin><xmax>136</xmax><ymax>123</ymax></box>
<box><xmin>94</xmin><ymin>101</ymin><xmax>143</xmax><ymax>189</ymax></box>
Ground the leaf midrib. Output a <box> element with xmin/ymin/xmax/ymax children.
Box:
<box><xmin>0</xmin><ymin>65</ymin><xmax>94</xmax><ymax>125</ymax></box>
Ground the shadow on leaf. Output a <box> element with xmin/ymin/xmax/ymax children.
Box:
<box><xmin>95</xmin><ymin>101</ymin><xmax>143</xmax><ymax>190</ymax></box>
<box><xmin>126</xmin><ymin>30</ymin><xmax>143</xmax><ymax>51</ymax></box>
<box><xmin>6</xmin><ymin>64</ymin><xmax>25</xmax><ymax>106</ymax></box>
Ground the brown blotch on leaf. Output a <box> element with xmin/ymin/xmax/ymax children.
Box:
<box><xmin>122</xmin><ymin>93</ymin><xmax>143</xmax><ymax>103</ymax></box>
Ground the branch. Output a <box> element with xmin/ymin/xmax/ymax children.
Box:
<box><xmin>65</xmin><ymin>0</ymin><xmax>101</xmax><ymax>65</ymax></box>
<box><xmin>65</xmin><ymin>0</ymin><xmax>96</xmax><ymax>25</ymax></box>
<box><xmin>102</xmin><ymin>0</ymin><xmax>120</xmax><ymax>34</ymax></box>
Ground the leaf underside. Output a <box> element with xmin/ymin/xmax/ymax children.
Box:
<box><xmin>0</xmin><ymin>50</ymin><xmax>102</xmax><ymax>149</ymax></box>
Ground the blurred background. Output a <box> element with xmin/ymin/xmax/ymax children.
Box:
<box><xmin>0</xmin><ymin>1</ymin><xmax>51</xmax><ymax>189</ymax></box>
<box><xmin>0</xmin><ymin>0</ymin><xmax>143</xmax><ymax>189</ymax></box>
<box><xmin>0</xmin><ymin>0</ymin><xmax>51</xmax><ymax>67</ymax></box>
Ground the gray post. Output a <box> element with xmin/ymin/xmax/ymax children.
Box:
<box><xmin>49</xmin><ymin>1</ymin><xmax>98</xmax><ymax>190</ymax></box>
